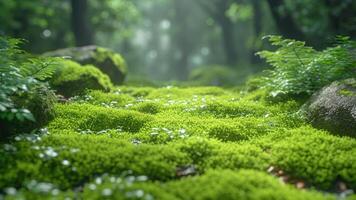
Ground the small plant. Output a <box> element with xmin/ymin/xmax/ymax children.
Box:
<box><xmin>0</xmin><ymin>37</ymin><xmax>58</xmax><ymax>136</ymax></box>
<box><xmin>257</xmin><ymin>35</ymin><xmax>356</xmax><ymax>97</ymax></box>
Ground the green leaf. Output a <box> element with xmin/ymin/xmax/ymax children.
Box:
<box><xmin>21</xmin><ymin>109</ymin><xmax>36</xmax><ymax>122</ymax></box>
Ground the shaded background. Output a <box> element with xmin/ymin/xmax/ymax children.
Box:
<box><xmin>1</xmin><ymin>0</ymin><xmax>355</xmax><ymax>84</ymax></box>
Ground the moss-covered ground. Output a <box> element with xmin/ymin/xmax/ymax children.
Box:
<box><xmin>1</xmin><ymin>86</ymin><xmax>355</xmax><ymax>199</ymax></box>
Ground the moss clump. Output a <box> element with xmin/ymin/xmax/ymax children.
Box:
<box><xmin>50</xmin><ymin>60</ymin><xmax>113</xmax><ymax>97</ymax></box>
<box><xmin>132</xmin><ymin>101</ymin><xmax>162</xmax><ymax>114</ymax></box>
<box><xmin>0</xmin><ymin>133</ymin><xmax>191</xmax><ymax>189</ymax></box>
<box><xmin>175</xmin><ymin>137</ymin><xmax>269</xmax><ymax>172</ymax></box>
<box><xmin>71</xmin><ymin>90</ymin><xmax>135</xmax><ymax>108</ymax></box>
<box><xmin>94</xmin><ymin>47</ymin><xmax>127</xmax><ymax>84</ymax></box>
<box><xmin>69</xmin><ymin>170</ymin><xmax>333</xmax><ymax>200</ymax></box>
<box><xmin>164</xmin><ymin>170</ymin><xmax>333</xmax><ymax>200</ymax></box>
<box><xmin>49</xmin><ymin>103</ymin><xmax>153</xmax><ymax>132</ymax></box>
<box><xmin>255</xmin><ymin>126</ymin><xmax>356</xmax><ymax>190</ymax></box>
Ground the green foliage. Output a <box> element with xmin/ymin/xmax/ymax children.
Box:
<box><xmin>50</xmin><ymin>60</ymin><xmax>113</xmax><ymax>97</ymax></box>
<box><xmin>0</xmin><ymin>0</ymin><xmax>140</xmax><ymax>53</ymax></box>
<box><xmin>0</xmin><ymin>37</ymin><xmax>57</xmax><ymax>136</ymax></box>
<box><xmin>0</xmin><ymin>1</ymin><xmax>72</xmax><ymax>53</ymax></box>
<box><xmin>227</xmin><ymin>3</ymin><xmax>253</xmax><ymax>22</ymax></box>
<box><xmin>258</xmin><ymin>35</ymin><xmax>356</xmax><ymax>97</ymax></box>
<box><xmin>282</xmin><ymin>0</ymin><xmax>356</xmax><ymax>45</ymax></box>
<box><xmin>9</xmin><ymin>84</ymin><xmax>57</xmax><ymax>133</ymax></box>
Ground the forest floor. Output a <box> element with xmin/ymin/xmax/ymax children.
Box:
<box><xmin>1</xmin><ymin>86</ymin><xmax>355</xmax><ymax>199</ymax></box>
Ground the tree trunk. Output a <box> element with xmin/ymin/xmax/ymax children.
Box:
<box><xmin>266</xmin><ymin>0</ymin><xmax>305</xmax><ymax>41</ymax></box>
<box><xmin>250</xmin><ymin>0</ymin><xmax>263</xmax><ymax>66</ymax></box>
<box><xmin>324</xmin><ymin>0</ymin><xmax>356</xmax><ymax>38</ymax></box>
<box><xmin>70</xmin><ymin>0</ymin><xmax>93</xmax><ymax>46</ymax></box>
<box><xmin>219</xmin><ymin>17</ymin><xmax>238</xmax><ymax>66</ymax></box>
<box><xmin>173</xmin><ymin>0</ymin><xmax>191</xmax><ymax>80</ymax></box>
<box><xmin>195</xmin><ymin>0</ymin><xmax>239</xmax><ymax>66</ymax></box>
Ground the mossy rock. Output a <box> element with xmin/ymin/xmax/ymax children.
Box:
<box><xmin>0</xmin><ymin>84</ymin><xmax>57</xmax><ymax>139</ymax></box>
<box><xmin>50</xmin><ymin>60</ymin><xmax>113</xmax><ymax>97</ymax></box>
<box><xmin>302</xmin><ymin>78</ymin><xmax>356</xmax><ymax>137</ymax></box>
<box><xmin>44</xmin><ymin>46</ymin><xmax>127</xmax><ymax>84</ymax></box>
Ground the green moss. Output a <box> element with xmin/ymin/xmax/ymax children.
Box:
<box><xmin>1</xmin><ymin>86</ymin><xmax>355</xmax><ymax>199</ymax></box>
<box><xmin>79</xmin><ymin>170</ymin><xmax>332</xmax><ymax>200</ymax></box>
<box><xmin>0</xmin><ymin>133</ymin><xmax>191</xmax><ymax>189</ymax></box>
<box><xmin>72</xmin><ymin>90</ymin><xmax>135</xmax><ymax>107</ymax></box>
<box><xmin>175</xmin><ymin>137</ymin><xmax>269</xmax><ymax>172</ymax></box>
<box><xmin>49</xmin><ymin>103</ymin><xmax>153</xmax><ymax>132</ymax></box>
<box><xmin>118</xmin><ymin>86</ymin><xmax>155</xmax><ymax>97</ymax></box>
<box><xmin>92</xmin><ymin>47</ymin><xmax>128</xmax><ymax>85</ymax></box>
<box><xmin>50</xmin><ymin>60</ymin><xmax>113</xmax><ymax>97</ymax></box>
<box><xmin>95</xmin><ymin>47</ymin><xmax>127</xmax><ymax>74</ymax></box>
<box><xmin>132</xmin><ymin>101</ymin><xmax>162</xmax><ymax>114</ymax></box>
<box><xmin>339</xmin><ymin>89</ymin><xmax>356</xmax><ymax>96</ymax></box>
<box><xmin>254</xmin><ymin>126</ymin><xmax>356</xmax><ymax>189</ymax></box>
<box><xmin>341</xmin><ymin>78</ymin><xmax>356</xmax><ymax>88</ymax></box>
<box><xmin>347</xmin><ymin>195</ymin><xmax>356</xmax><ymax>200</ymax></box>
<box><xmin>44</xmin><ymin>46</ymin><xmax>128</xmax><ymax>85</ymax></box>
<box><xmin>165</xmin><ymin>170</ymin><xmax>333</xmax><ymax>200</ymax></box>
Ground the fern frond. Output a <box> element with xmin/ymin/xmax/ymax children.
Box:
<box><xmin>20</xmin><ymin>57</ymin><xmax>59</xmax><ymax>80</ymax></box>
<box><xmin>257</xmin><ymin>35</ymin><xmax>355</xmax><ymax>96</ymax></box>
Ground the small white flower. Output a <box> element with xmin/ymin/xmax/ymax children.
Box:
<box><xmin>62</xmin><ymin>160</ymin><xmax>70</xmax><ymax>166</ymax></box>
<box><xmin>102</xmin><ymin>188</ymin><xmax>113</xmax><ymax>196</ymax></box>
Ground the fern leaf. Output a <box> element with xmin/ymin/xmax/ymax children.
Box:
<box><xmin>20</xmin><ymin>57</ymin><xmax>59</xmax><ymax>80</ymax></box>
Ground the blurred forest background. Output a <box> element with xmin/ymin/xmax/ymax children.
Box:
<box><xmin>1</xmin><ymin>0</ymin><xmax>355</xmax><ymax>84</ymax></box>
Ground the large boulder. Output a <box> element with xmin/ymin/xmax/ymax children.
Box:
<box><xmin>302</xmin><ymin>79</ymin><xmax>356</xmax><ymax>137</ymax></box>
<box><xmin>44</xmin><ymin>46</ymin><xmax>127</xmax><ymax>84</ymax></box>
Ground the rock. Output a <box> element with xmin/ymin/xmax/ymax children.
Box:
<box><xmin>44</xmin><ymin>46</ymin><xmax>127</xmax><ymax>84</ymax></box>
<box><xmin>302</xmin><ymin>79</ymin><xmax>356</xmax><ymax>137</ymax></box>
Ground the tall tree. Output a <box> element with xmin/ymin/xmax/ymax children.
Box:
<box><xmin>197</xmin><ymin>0</ymin><xmax>238</xmax><ymax>66</ymax></box>
<box><xmin>324</xmin><ymin>0</ymin><xmax>356</xmax><ymax>38</ymax></box>
<box><xmin>171</xmin><ymin>0</ymin><xmax>195</xmax><ymax>80</ymax></box>
<box><xmin>250</xmin><ymin>0</ymin><xmax>263</xmax><ymax>65</ymax></box>
<box><xmin>70</xmin><ymin>0</ymin><xmax>93</xmax><ymax>46</ymax></box>
<box><xmin>266</xmin><ymin>0</ymin><xmax>305</xmax><ymax>41</ymax></box>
